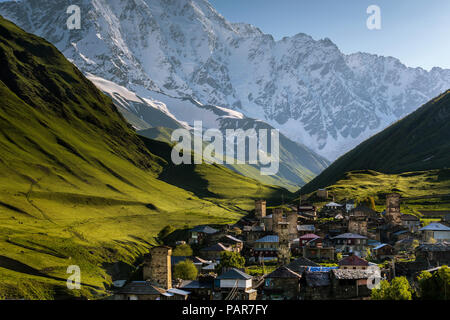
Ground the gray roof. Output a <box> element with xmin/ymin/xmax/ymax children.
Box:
<box><xmin>200</xmin><ymin>242</ymin><xmax>231</xmax><ymax>252</ymax></box>
<box><xmin>118</xmin><ymin>281</ymin><xmax>166</xmax><ymax>295</ymax></box>
<box><xmin>266</xmin><ymin>266</ymin><xmax>302</xmax><ymax>279</ymax></box>
<box><xmin>305</xmin><ymin>272</ymin><xmax>330</xmax><ymax>287</ymax></box>
<box><xmin>255</xmin><ymin>235</ymin><xmax>279</xmax><ymax>243</ymax></box>
<box><xmin>297</xmin><ymin>224</ymin><xmax>315</xmax><ymax>231</ymax></box>
<box><xmin>417</xmin><ymin>242</ymin><xmax>450</xmax><ymax>252</ymax></box>
<box><xmin>179</xmin><ymin>280</ymin><xmax>213</xmax><ymax>289</ymax></box>
<box><xmin>190</xmin><ymin>225</ymin><xmax>219</xmax><ymax>234</ymax></box>
<box><xmin>167</xmin><ymin>288</ymin><xmax>191</xmax><ymax>296</ymax></box>
<box><xmin>223</xmin><ymin>234</ymin><xmax>243</xmax><ymax>243</ymax></box>
<box><xmin>333</xmin><ymin>233</ymin><xmax>367</xmax><ymax>239</ymax></box>
<box><xmin>401</xmin><ymin>214</ymin><xmax>420</xmax><ymax>221</ymax></box>
<box><xmin>217</xmin><ymin>268</ymin><xmax>252</xmax><ymax>280</ymax></box>
<box><xmin>332</xmin><ymin>269</ymin><xmax>373</xmax><ymax>280</ymax></box>
<box><xmin>286</xmin><ymin>257</ymin><xmax>320</xmax><ymax>274</ymax></box>
<box><xmin>419</xmin><ymin>223</ymin><xmax>450</xmax><ymax>231</ymax></box>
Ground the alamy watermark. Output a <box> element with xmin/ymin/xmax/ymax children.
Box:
<box><xmin>67</xmin><ymin>265</ymin><xmax>81</xmax><ymax>290</ymax></box>
<box><xmin>170</xmin><ymin>121</ymin><xmax>280</xmax><ymax>176</ymax></box>
<box><xmin>367</xmin><ymin>5</ymin><xmax>381</xmax><ymax>30</ymax></box>
<box><xmin>67</xmin><ymin>5</ymin><xmax>81</xmax><ymax>30</ymax></box>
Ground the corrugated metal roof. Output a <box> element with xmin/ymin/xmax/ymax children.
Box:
<box><xmin>419</xmin><ymin>223</ymin><xmax>450</xmax><ymax>231</ymax></box>
<box><xmin>167</xmin><ymin>288</ymin><xmax>191</xmax><ymax>296</ymax></box>
<box><xmin>333</xmin><ymin>233</ymin><xmax>367</xmax><ymax>239</ymax></box>
<box><xmin>255</xmin><ymin>235</ymin><xmax>279</xmax><ymax>243</ymax></box>
<box><xmin>217</xmin><ymin>268</ymin><xmax>252</xmax><ymax>280</ymax></box>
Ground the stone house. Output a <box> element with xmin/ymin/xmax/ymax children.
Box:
<box><xmin>415</xmin><ymin>242</ymin><xmax>450</xmax><ymax>266</ymax></box>
<box><xmin>332</xmin><ymin>233</ymin><xmax>369</xmax><ymax>257</ymax></box>
<box><xmin>199</xmin><ymin>242</ymin><xmax>232</xmax><ymax>261</ymax></box>
<box><xmin>262</xmin><ymin>266</ymin><xmax>302</xmax><ymax>300</ymax></box>
<box><xmin>189</xmin><ymin>225</ymin><xmax>219</xmax><ymax>245</ymax></box>
<box><xmin>178</xmin><ymin>274</ymin><xmax>215</xmax><ymax>300</ymax></box>
<box><xmin>401</xmin><ymin>214</ymin><xmax>421</xmax><ymax>232</ymax></box>
<box><xmin>300</xmin><ymin>271</ymin><xmax>331</xmax><ymax>300</ymax></box>
<box><xmin>372</xmin><ymin>244</ymin><xmax>396</xmax><ymax>261</ymax></box>
<box><xmin>114</xmin><ymin>281</ymin><xmax>190</xmax><ymax>300</ymax></box>
<box><xmin>330</xmin><ymin>269</ymin><xmax>372</xmax><ymax>299</ymax></box>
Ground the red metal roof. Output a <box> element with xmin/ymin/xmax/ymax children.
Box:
<box><xmin>299</xmin><ymin>233</ymin><xmax>320</xmax><ymax>240</ymax></box>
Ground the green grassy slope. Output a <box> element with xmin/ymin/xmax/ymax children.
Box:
<box><xmin>305</xmin><ymin>169</ymin><xmax>450</xmax><ymax>217</ymax></box>
<box><xmin>301</xmin><ymin>90</ymin><xmax>450</xmax><ymax>194</ymax></box>
<box><xmin>0</xmin><ymin>16</ymin><xmax>287</xmax><ymax>299</ymax></box>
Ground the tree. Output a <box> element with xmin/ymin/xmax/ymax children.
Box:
<box><xmin>158</xmin><ymin>225</ymin><xmax>175</xmax><ymax>241</ymax></box>
<box><xmin>417</xmin><ymin>265</ymin><xmax>450</xmax><ymax>300</ymax></box>
<box><xmin>172</xmin><ymin>244</ymin><xmax>193</xmax><ymax>256</ymax></box>
<box><xmin>336</xmin><ymin>252</ymin><xmax>343</xmax><ymax>261</ymax></box>
<box><xmin>173</xmin><ymin>260</ymin><xmax>198</xmax><ymax>280</ymax></box>
<box><xmin>371</xmin><ymin>277</ymin><xmax>412</xmax><ymax>300</ymax></box>
<box><xmin>216</xmin><ymin>251</ymin><xmax>245</xmax><ymax>273</ymax></box>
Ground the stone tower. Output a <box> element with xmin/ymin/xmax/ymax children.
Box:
<box><xmin>287</xmin><ymin>211</ymin><xmax>298</xmax><ymax>241</ymax></box>
<box><xmin>272</xmin><ymin>208</ymin><xmax>283</xmax><ymax>234</ymax></box>
<box><xmin>143</xmin><ymin>246</ymin><xmax>172</xmax><ymax>289</ymax></box>
<box><xmin>255</xmin><ymin>200</ymin><xmax>266</xmax><ymax>220</ymax></box>
<box><xmin>386</xmin><ymin>193</ymin><xmax>401</xmax><ymax>225</ymax></box>
<box><xmin>277</xmin><ymin>222</ymin><xmax>291</xmax><ymax>266</ymax></box>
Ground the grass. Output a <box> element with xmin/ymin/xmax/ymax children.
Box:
<box><xmin>0</xmin><ymin>16</ymin><xmax>289</xmax><ymax>299</ymax></box>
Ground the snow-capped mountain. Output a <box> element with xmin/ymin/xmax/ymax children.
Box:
<box><xmin>1</xmin><ymin>0</ymin><xmax>450</xmax><ymax>160</ymax></box>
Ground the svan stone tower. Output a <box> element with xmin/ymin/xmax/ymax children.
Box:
<box><xmin>143</xmin><ymin>246</ymin><xmax>172</xmax><ymax>289</ymax></box>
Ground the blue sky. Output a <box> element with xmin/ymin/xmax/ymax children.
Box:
<box><xmin>210</xmin><ymin>0</ymin><xmax>450</xmax><ymax>70</ymax></box>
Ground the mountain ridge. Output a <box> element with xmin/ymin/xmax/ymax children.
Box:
<box><xmin>1</xmin><ymin>0</ymin><xmax>450</xmax><ymax>160</ymax></box>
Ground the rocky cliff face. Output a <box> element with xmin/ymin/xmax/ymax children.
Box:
<box><xmin>1</xmin><ymin>0</ymin><xmax>449</xmax><ymax>160</ymax></box>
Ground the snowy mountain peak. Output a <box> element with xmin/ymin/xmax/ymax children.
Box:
<box><xmin>1</xmin><ymin>0</ymin><xmax>450</xmax><ymax>160</ymax></box>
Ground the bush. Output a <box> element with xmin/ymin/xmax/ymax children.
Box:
<box><xmin>173</xmin><ymin>260</ymin><xmax>198</xmax><ymax>280</ymax></box>
<box><xmin>371</xmin><ymin>277</ymin><xmax>412</xmax><ymax>300</ymax></box>
<box><xmin>172</xmin><ymin>244</ymin><xmax>193</xmax><ymax>256</ymax></box>
<box><xmin>417</xmin><ymin>265</ymin><xmax>450</xmax><ymax>300</ymax></box>
<box><xmin>216</xmin><ymin>251</ymin><xmax>245</xmax><ymax>273</ymax></box>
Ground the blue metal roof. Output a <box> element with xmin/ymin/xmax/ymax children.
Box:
<box><xmin>255</xmin><ymin>235</ymin><xmax>279</xmax><ymax>243</ymax></box>
<box><xmin>419</xmin><ymin>222</ymin><xmax>450</xmax><ymax>231</ymax></box>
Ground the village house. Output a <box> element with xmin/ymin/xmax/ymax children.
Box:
<box><xmin>371</xmin><ymin>243</ymin><xmax>396</xmax><ymax>261</ymax></box>
<box><xmin>188</xmin><ymin>225</ymin><xmax>219</xmax><ymax>245</ymax></box>
<box><xmin>213</xmin><ymin>268</ymin><xmax>257</xmax><ymax>300</ymax></box>
<box><xmin>114</xmin><ymin>281</ymin><xmax>190</xmax><ymax>300</ymax></box>
<box><xmin>330</xmin><ymin>269</ymin><xmax>372</xmax><ymax>299</ymax></box>
<box><xmin>419</xmin><ymin>222</ymin><xmax>450</xmax><ymax>242</ymax></box>
<box><xmin>415</xmin><ymin>241</ymin><xmax>450</xmax><ymax>267</ymax></box>
<box><xmin>332</xmin><ymin>233</ymin><xmax>369</xmax><ymax>257</ymax></box>
<box><xmin>243</xmin><ymin>225</ymin><xmax>266</xmax><ymax>242</ymax></box>
<box><xmin>324</xmin><ymin>202</ymin><xmax>343</xmax><ymax>211</ymax></box>
<box><xmin>199</xmin><ymin>242</ymin><xmax>232</xmax><ymax>260</ymax></box>
<box><xmin>297</xmin><ymin>224</ymin><xmax>316</xmax><ymax>236</ymax></box>
<box><xmin>178</xmin><ymin>274</ymin><xmax>215</xmax><ymax>300</ymax></box>
<box><xmin>338</xmin><ymin>255</ymin><xmax>369</xmax><ymax>270</ymax></box>
<box><xmin>286</xmin><ymin>256</ymin><xmax>320</xmax><ymax>274</ymax></box>
<box><xmin>251</xmin><ymin>235</ymin><xmax>279</xmax><ymax>263</ymax></box>
<box><xmin>302</xmin><ymin>241</ymin><xmax>335</xmax><ymax>261</ymax></box>
<box><xmin>262</xmin><ymin>266</ymin><xmax>302</xmax><ymax>300</ymax></box>
<box><xmin>300</xmin><ymin>271</ymin><xmax>331</xmax><ymax>300</ymax></box>
<box><xmin>401</xmin><ymin>214</ymin><xmax>421</xmax><ymax>232</ymax></box>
